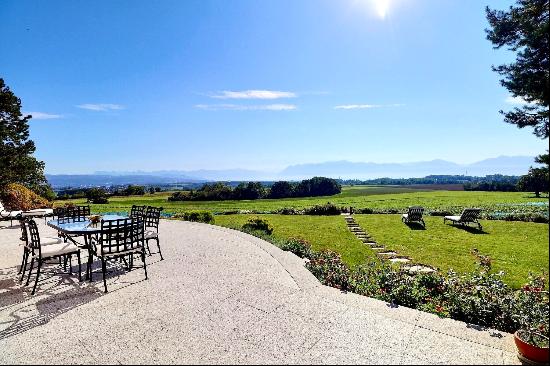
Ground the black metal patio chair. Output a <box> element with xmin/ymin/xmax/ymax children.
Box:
<box><xmin>144</xmin><ymin>206</ymin><xmax>163</xmax><ymax>260</ymax></box>
<box><xmin>18</xmin><ymin>217</ymin><xmax>66</xmax><ymax>282</ymax></box>
<box><xmin>93</xmin><ymin>218</ymin><xmax>148</xmax><ymax>293</ymax></box>
<box><xmin>130</xmin><ymin>205</ymin><xmax>147</xmax><ymax>220</ymax></box>
<box><xmin>24</xmin><ymin>219</ymin><xmax>82</xmax><ymax>295</ymax></box>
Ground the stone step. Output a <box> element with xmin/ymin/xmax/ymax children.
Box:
<box><xmin>389</xmin><ymin>257</ymin><xmax>411</xmax><ymax>264</ymax></box>
<box><xmin>370</xmin><ymin>246</ymin><xmax>386</xmax><ymax>251</ymax></box>
<box><xmin>403</xmin><ymin>265</ymin><xmax>436</xmax><ymax>274</ymax></box>
<box><xmin>377</xmin><ymin>251</ymin><xmax>397</xmax><ymax>258</ymax></box>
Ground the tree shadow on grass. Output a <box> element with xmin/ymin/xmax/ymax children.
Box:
<box><xmin>404</xmin><ymin>222</ymin><xmax>426</xmax><ymax>231</ymax></box>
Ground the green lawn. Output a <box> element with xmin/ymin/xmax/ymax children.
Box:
<box><xmin>354</xmin><ymin>214</ymin><xmax>549</xmax><ymax>288</ymax></box>
<box><xmin>214</xmin><ymin>214</ymin><xmax>375</xmax><ymax>267</ymax></box>
<box><xmin>57</xmin><ymin>186</ymin><xmax>548</xmax><ymax>217</ymax></box>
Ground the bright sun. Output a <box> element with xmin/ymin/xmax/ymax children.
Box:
<box><xmin>372</xmin><ymin>0</ymin><xmax>391</xmax><ymax>19</ymax></box>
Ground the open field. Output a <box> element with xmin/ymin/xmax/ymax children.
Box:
<box><xmin>56</xmin><ymin>186</ymin><xmax>548</xmax><ymax>217</ymax></box>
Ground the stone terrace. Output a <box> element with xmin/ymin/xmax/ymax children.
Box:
<box><xmin>0</xmin><ymin>220</ymin><xmax>519</xmax><ymax>364</ymax></box>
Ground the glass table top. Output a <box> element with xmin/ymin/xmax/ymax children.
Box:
<box><xmin>47</xmin><ymin>215</ymin><xmax>128</xmax><ymax>234</ymax></box>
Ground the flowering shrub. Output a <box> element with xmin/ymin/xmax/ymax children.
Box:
<box><xmin>242</xmin><ymin>217</ymin><xmax>273</xmax><ymax>235</ymax></box>
<box><xmin>306</xmin><ymin>250</ymin><xmax>352</xmax><ymax>290</ymax></box>
<box><xmin>513</xmin><ymin>274</ymin><xmax>549</xmax><ymax>348</ymax></box>
<box><xmin>1</xmin><ymin>183</ymin><xmax>51</xmax><ymax>211</ymax></box>
<box><xmin>280</xmin><ymin>237</ymin><xmax>312</xmax><ymax>259</ymax></box>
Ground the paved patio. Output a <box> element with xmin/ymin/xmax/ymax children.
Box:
<box><xmin>0</xmin><ymin>219</ymin><xmax>519</xmax><ymax>364</ymax></box>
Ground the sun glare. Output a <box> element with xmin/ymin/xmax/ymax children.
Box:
<box><xmin>373</xmin><ymin>0</ymin><xmax>391</xmax><ymax>19</ymax></box>
<box><xmin>354</xmin><ymin>0</ymin><xmax>392</xmax><ymax>19</ymax></box>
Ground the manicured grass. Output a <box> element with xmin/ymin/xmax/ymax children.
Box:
<box><xmin>56</xmin><ymin>186</ymin><xmax>548</xmax><ymax>217</ymax></box>
<box><xmin>354</xmin><ymin>214</ymin><xmax>549</xmax><ymax>289</ymax></box>
<box><xmin>214</xmin><ymin>214</ymin><xmax>376</xmax><ymax>268</ymax></box>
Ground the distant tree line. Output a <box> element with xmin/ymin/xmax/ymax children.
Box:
<box><xmin>56</xmin><ymin>185</ymin><xmax>162</xmax><ymax>203</ymax></box>
<box><xmin>341</xmin><ymin>174</ymin><xmax>521</xmax><ymax>187</ymax></box>
<box><xmin>168</xmin><ymin>177</ymin><xmax>342</xmax><ymax>202</ymax></box>
<box><xmin>341</xmin><ymin>175</ymin><xmax>527</xmax><ymax>191</ymax></box>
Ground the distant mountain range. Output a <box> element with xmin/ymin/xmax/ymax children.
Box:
<box><xmin>46</xmin><ymin>155</ymin><xmax>539</xmax><ymax>188</ymax></box>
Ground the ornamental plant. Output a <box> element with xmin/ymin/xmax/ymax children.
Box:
<box><xmin>242</xmin><ymin>217</ymin><xmax>273</xmax><ymax>235</ymax></box>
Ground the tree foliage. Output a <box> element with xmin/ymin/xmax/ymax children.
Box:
<box><xmin>0</xmin><ymin>78</ymin><xmax>53</xmax><ymax>199</ymax></box>
<box><xmin>517</xmin><ymin>167</ymin><xmax>549</xmax><ymax>197</ymax></box>
<box><xmin>486</xmin><ymin>0</ymin><xmax>549</xmax><ymax>139</ymax></box>
<box><xmin>168</xmin><ymin>177</ymin><xmax>341</xmax><ymax>202</ymax></box>
<box><xmin>85</xmin><ymin>187</ymin><xmax>109</xmax><ymax>204</ymax></box>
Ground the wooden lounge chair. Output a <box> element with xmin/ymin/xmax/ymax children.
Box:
<box><xmin>402</xmin><ymin>206</ymin><xmax>425</xmax><ymax>227</ymax></box>
<box><xmin>444</xmin><ymin>208</ymin><xmax>483</xmax><ymax>230</ymax></box>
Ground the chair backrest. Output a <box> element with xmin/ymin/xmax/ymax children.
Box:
<box><xmin>460</xmin><ymin>208</ymin><xmax>481</xmax><ymax>222</ymax></box>
<box><xmin>58</xmin><ymin>205</ymin><xmax>90</xmax><ymax>223</ymax></box>
<box><xmin>99</xmin><ymin>218</ymin><xmax>144</xmax><ymax>256</ymax></box>
<box><xmin>19</xmin><ymin>217</ymin><xmax>30</xmax><ymax>246</ymax></box>
<box><xmin>130</xmin><ymin>205</ymin><xmax>147</xmax><ymax>219</ymax></box>
<box><xmin>407</xmin><ymin>206</ymin><xmax>424</xmax><ymax>221</ymax></box>
<box><xmin>26</xmin><ymin>219</ymin><xmax>42</xmax><ymax>257</ymax></box>
<box><xmin>144</xmin><ymin>206</ymin><xmax>163</xmax><ymax>231</ymax></box>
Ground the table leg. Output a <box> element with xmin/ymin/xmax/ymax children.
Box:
<box><xmin>84</xmin><ymin>234</ymin><xmax>94</xmax><ymax>282</ymax></box>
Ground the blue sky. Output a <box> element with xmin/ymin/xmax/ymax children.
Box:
<box><xmin>1</xmin><ymin>0</ymin><xmax>546</xmax><ymax>174</ymax></box>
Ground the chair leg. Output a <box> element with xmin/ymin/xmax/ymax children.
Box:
<box><xmin>88</xmin><ymin>250</ymin><xmax>93</xmax><ymax>282</ymax></box>
<box><xmin>101</xmin><ymin>257</ymin><xmax>108</xmax><ymax>293</ymax></box>
<box><xmin>20</xmin><ymin>250</ymin><xmax>29</xmax><ymax>282</ymax></box>
<box><xmin>155</xmin><ymin>238</ymin><xmax>163</xmax><ymax>261</ymax></box>
<box><xmin>31</xmin><ymin>260</ymin><xmax>42</xmax><ymax>295</ymax></box>
<box><xmin>77</xmin><ymin>251</ymin><xmax>82</xmax><ymax>282</ymax></box>
<box><xmin>18</xmin><ymin>249</ymin><xmax>27</xmax><ymax>274</ymax></box>
<box><xmin>145</xmin><ymin>240</ymin><xmax>152</xmax><ymax>256</ymax></box>
<box><xmin>68</xmin><ymin>255</ymin><xmax>73</xmax><ymax>274</ymax></box>
<box><xmin>25</xmin><ymin>258</ymin><xmax>35</xmax><ymax>286</ymax></box>
<box><xmin>141</xmin><ymin>249</ymin><xmax>148</xmax><ymax>280</ymax></box>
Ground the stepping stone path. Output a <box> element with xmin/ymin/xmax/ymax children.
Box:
<box><xmin>402</xmin><ymin>264</ymin><xmax>436</xmax><ymax>274</ymax></box>
<box><xmin>344</xmin><ymin>215</ymin><xmax>437</xmax><ymax>274</ymax></box>
<box><xmin>345</xmin><ymin>215</ymin><xmax>414</xmax><ymax>265</ymax></box>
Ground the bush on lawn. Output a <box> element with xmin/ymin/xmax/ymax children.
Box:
<box><xmin>242</xmin><ymin>217</ymin><xmax>273</xmax><ymax>235</ymax></box>
<box><xmin>174</xmin><ymin>211</ymin><xmax>215</xmax><ymax>224</ymax></box>
<box><xmin>277</xmin><ymin>207</ymin><xmax>304</xmax><ymax>215</ymax></box>
<box><xmin>304</xmin><ymin>202</ymin><xmax>342</xmax><ymax>216</ymax></box>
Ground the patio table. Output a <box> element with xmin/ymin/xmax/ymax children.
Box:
<box><xmin>47</xmin><ymin>215</ymin><xmax>127</xmax><ymax>280</ymax></box>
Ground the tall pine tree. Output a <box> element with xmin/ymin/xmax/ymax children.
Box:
<box><xmin>0</xmin><ymin>78</ymin><xmax>53</xmax><ymax>199</ymax></box>
<box><xmin>486</xmin><ymin>0</ymin><xmax>549</xmax><ymax>140</ymax></box>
